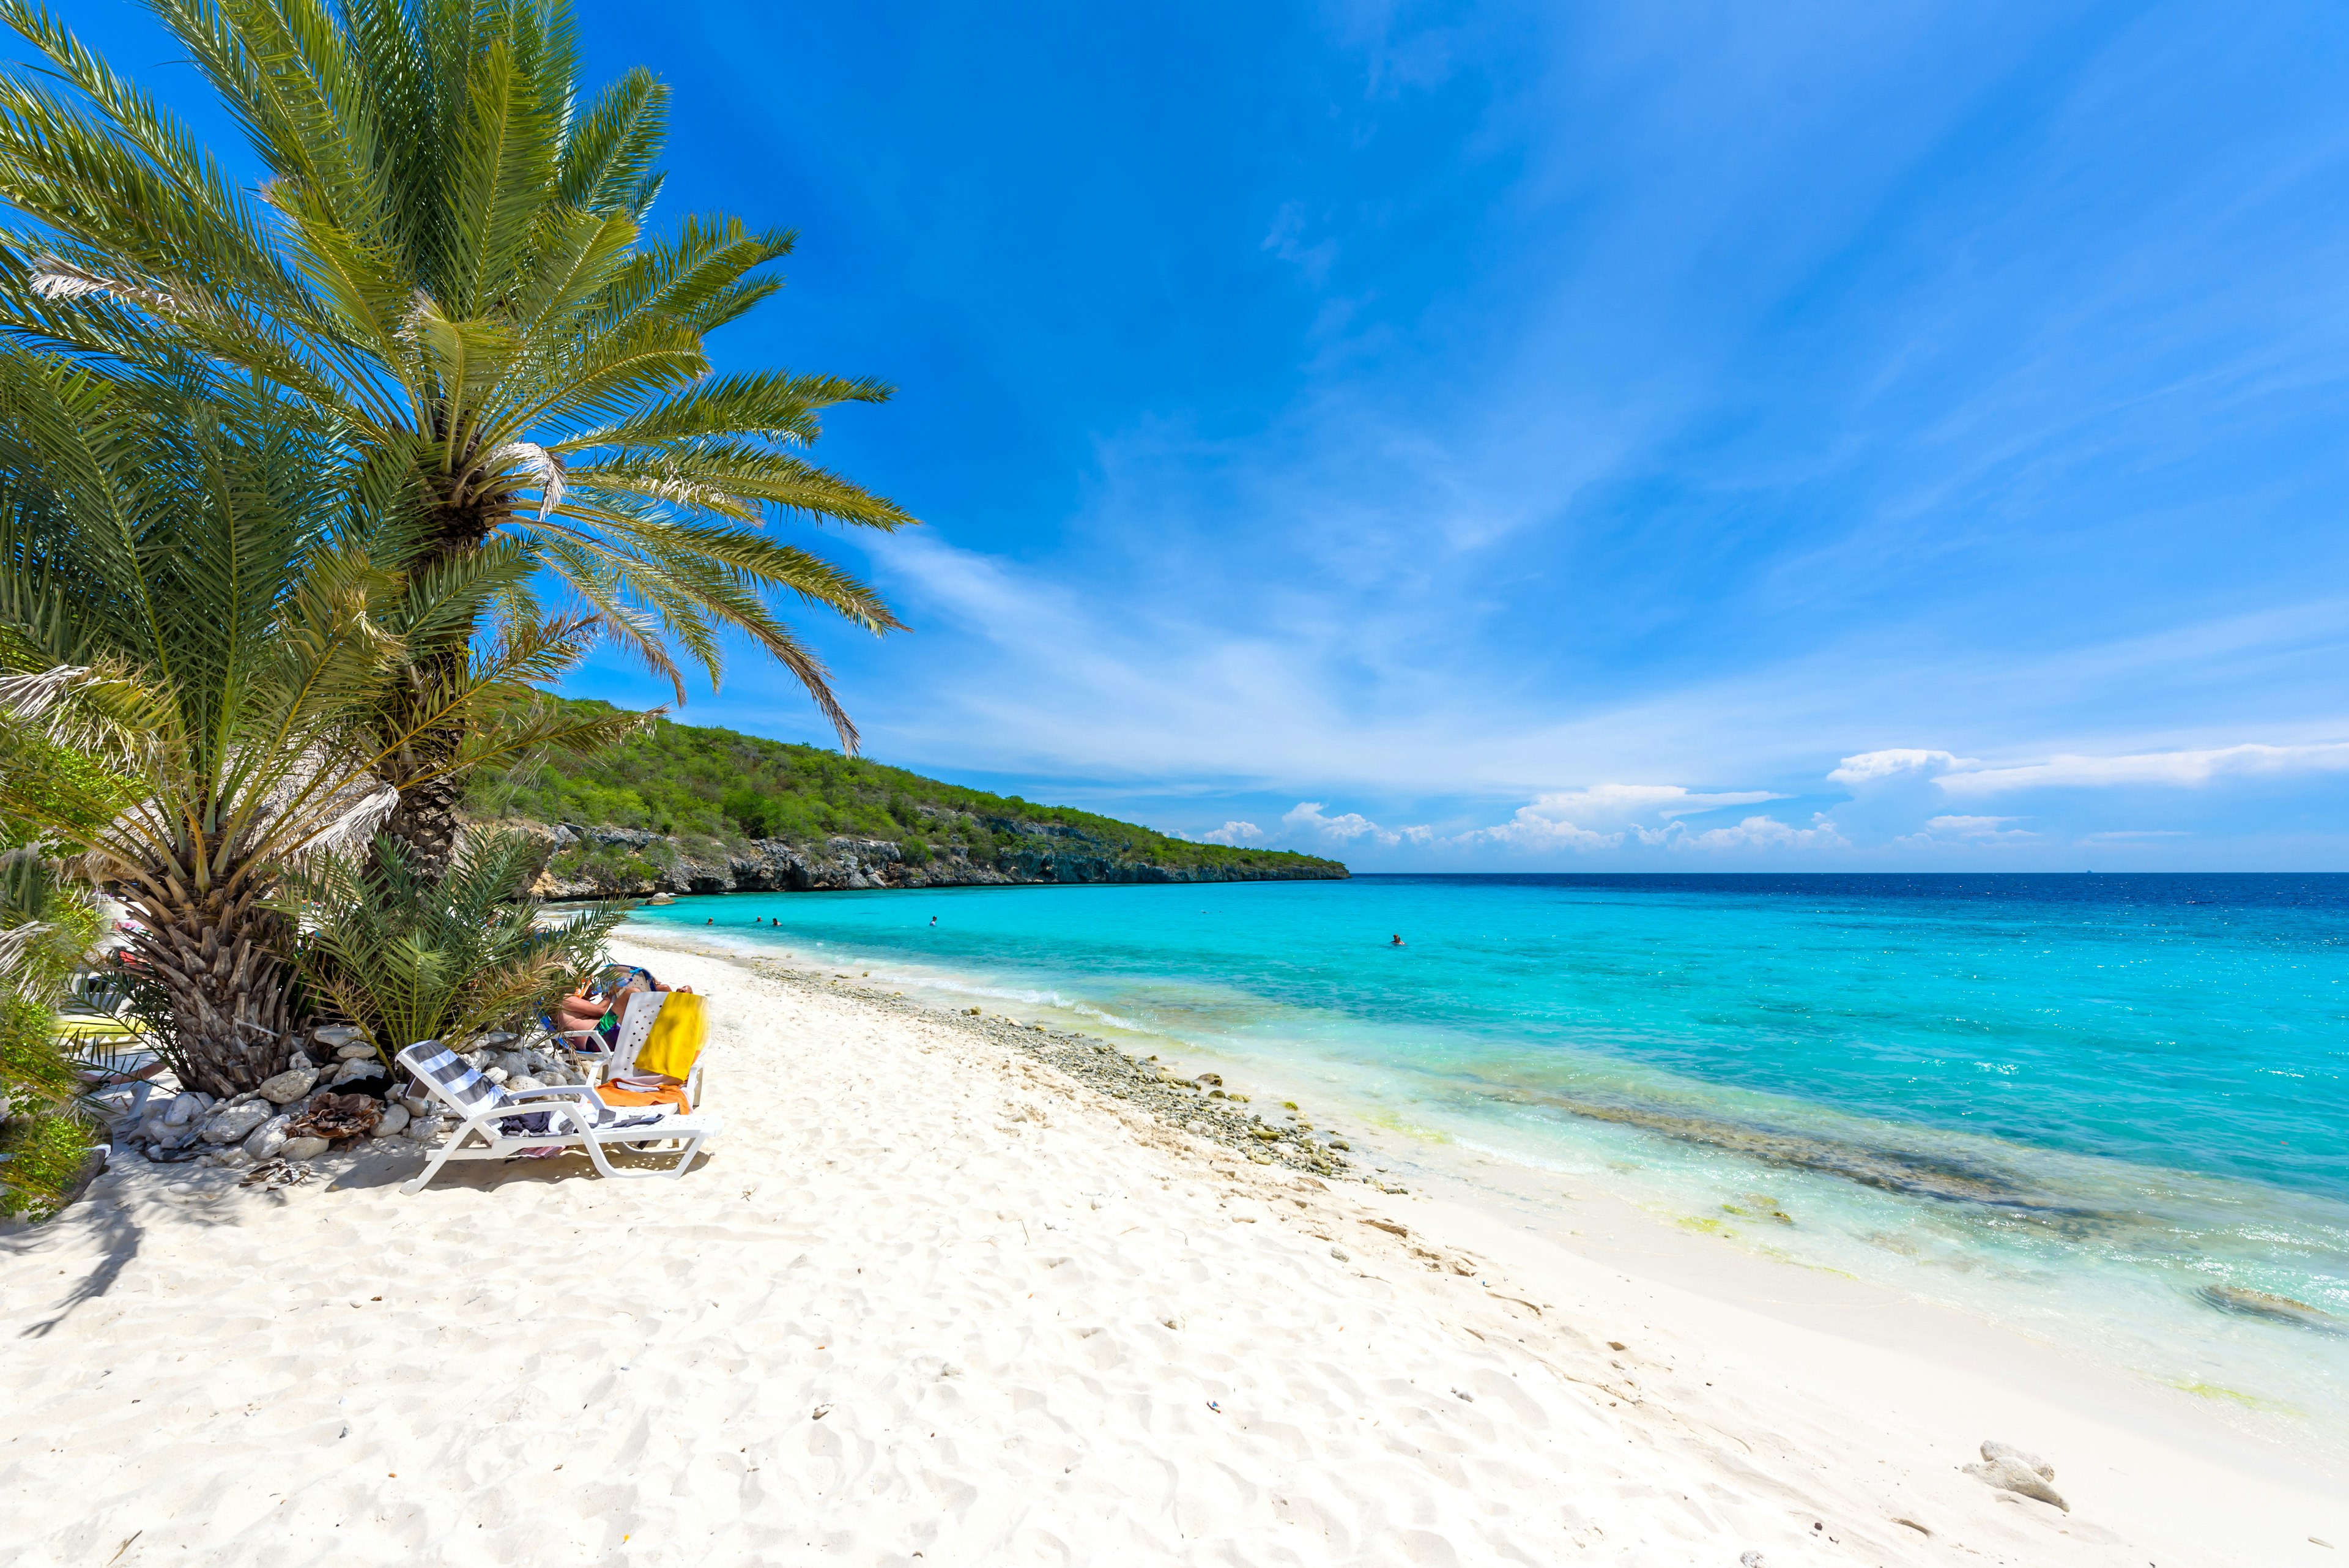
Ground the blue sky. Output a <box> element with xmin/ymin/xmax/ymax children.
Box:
<box><xmin>71</xmin><ymin>2</ymin><xmax>2349</xmax><ymax>868</ymax></box>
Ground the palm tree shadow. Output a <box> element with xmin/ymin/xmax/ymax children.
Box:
<box><xmin>12</xmin><ymin>1180</ymin><xmax>144</xmax><ymax>1339</ymax></box>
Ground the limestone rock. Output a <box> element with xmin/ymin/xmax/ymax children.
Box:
<box><xmin>256</xmin><ymin>1068</ymin><xmax>318</xmax><ymax>1105</ymax></box>
<box><xmin>1980</xmin><ymin>1441</ymin><xmax>2052</xmax><ymax>1480</ymax></box>
<box><xmin>243</xmin><ymin>1114</ymin><xmax>291</xmax><ymax>1160</ymax></box>
<box><xmin>371</xmin><ymin>1104</ymin><xmax>411</xmax><ymax>1138</ymax></box>
<box><xmin>334</xmin><ymin>1042</ymin><xmax>376</xmax><ymax>1061</ymax></box>
<box><xmin>1964</xmin><ymin>1440</ymin><xmax>2066</xmax><ymax>1511</ymax></box>
<box><xmin>199</xmin><ymin>1101</ymin><xmax>271</xmax><ymax>1144</ymax></box>
<box><xmin>404</xmin><ymin>1115</ymin><xmax>443</xmax><ymax>1143</ymax></box>
<box><xmin>280</xmin><ymin>1135</ymin><xmax>330</xmax><ymax>1161</ymax></box>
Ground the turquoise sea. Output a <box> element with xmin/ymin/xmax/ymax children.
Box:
<box><xmin>634</xmin><ymin>872</ymin><xmax>2349</xmax><ymax>1432</ymax></box>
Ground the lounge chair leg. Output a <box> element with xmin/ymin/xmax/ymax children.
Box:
<box><xmin>581</xmin><ymin>1130</ymin><xmax>623</xmax><ymax>1179</ymax></box>
<box><xmin>400</xmin><ymin>1136</ymin><xmax>461</xmax><ymax>1196</ymax></box>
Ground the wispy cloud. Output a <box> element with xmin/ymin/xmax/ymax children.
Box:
<box><xmin>1939</xmin><ymin>742</ymin><xmax>2349</xmax><ymax>795</ymax></box>
<box><xmin>1835</xmin><ymin>741</ymin><xmax>2349</xmax><ymax>797</ymax></box>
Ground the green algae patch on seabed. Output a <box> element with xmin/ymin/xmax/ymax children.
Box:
<box><xmin>1356</xmin><ymin>1107</ymin><xmax>1457</xmax><ymax>1145</ymax></box>
<box><xmin>2167</xmin><ymin>1378</ymin><xmax>2307</xmax><ymax>1418</ymax></box>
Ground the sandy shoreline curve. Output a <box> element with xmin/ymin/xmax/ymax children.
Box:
<box><xmin>2</xmin><ymin>936</ymin><xmax>2340</xmax><ymax>1566</ymax></box>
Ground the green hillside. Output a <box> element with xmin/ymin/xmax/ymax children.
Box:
<box><xmin>463</xmin><ymin>698</ymin><xmax>1345</xmax><ymax>879</ymax></box>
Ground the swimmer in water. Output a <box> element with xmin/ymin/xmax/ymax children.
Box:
<box><xmin>930</xmin><ymin>915</ymin><xmax>937</xmax><ymax>927</ymax></box>
<box><xmin>1390</xmin><ymin>934</ymin><xmax>1405</xmax><ymax>946</ymax></box>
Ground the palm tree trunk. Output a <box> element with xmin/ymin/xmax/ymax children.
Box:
<box><xmin>124</xmin><ymin>869</ymin><xmax>302</xmax><ymax>1097</ymax></box>
<box><xmin>372</xmin><ymin>506</ymin><xmax>495</xmax><ymax>883</ymax></box>
<box><xmin>378</xmin><ymin>766</ymin><xmax>466</xmax><ymax>883</ymax></box>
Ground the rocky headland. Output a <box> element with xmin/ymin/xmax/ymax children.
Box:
<box><xmin>511</xmin><ymin>814</ymin><xmax>1349</xmax><ymax>899</ymax></box>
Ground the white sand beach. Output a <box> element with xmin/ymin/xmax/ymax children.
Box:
<box><xmin>3</xmin><ymin>937</ymin><xmax>2342</xmax><ymax>1567</ymax></box>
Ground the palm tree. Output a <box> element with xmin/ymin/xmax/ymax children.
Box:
<box><xmin>0</xmin><ymin>0</ymin><xmax>915</xmax><ymax>874</ymax></box>
<box><xmin>0</xmin><ymin>355</ymin><xmax>633</xmax><ymax>1093</ymax></box>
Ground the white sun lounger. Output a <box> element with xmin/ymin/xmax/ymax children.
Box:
<box><xmin>393</xmin><ymin>1039</ymin><xmax>719</xmax><ymax>1194</ymax></box>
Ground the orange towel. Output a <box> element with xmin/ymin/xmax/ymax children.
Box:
<box><xmin>598</xmin><ymin>1078</ymin><xmax>690</xmax><ymax>1114</ymax></box>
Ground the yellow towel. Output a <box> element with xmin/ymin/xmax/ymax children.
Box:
<box><xmin>634</xmin><ymin>991</ymin><xmax>707</xmax><ymax>1082</ymax></box>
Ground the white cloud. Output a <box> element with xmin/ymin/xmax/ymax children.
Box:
<box><xmin>1675</xmin><ymin>814</ymin><xmax>1848</xmax><ymax>852</ymax></box>
<box><xmin>1200</xmin><ymin>820</ymin><xmax>1264</xmax><ymax>845</ymax></box>
<box><xmin>1463</xmin><ymin>783</ymin><xmax>1789</xmax><ymax>853</ymax></box>
<box><xmin>1828</xmin><ymin>749</ymin><xmax>1975</xmax><ymax>784</ymax></box>
<box><xmin>1282</xmin><ymin>801</ymin><xmax>1433</xmax><ymax>848</ymax></box>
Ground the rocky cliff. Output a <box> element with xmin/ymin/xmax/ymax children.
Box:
<box><xmin>514</xmin><ymin>814</ymin><xmax>1348</xmax><ymax>899</ymax></box>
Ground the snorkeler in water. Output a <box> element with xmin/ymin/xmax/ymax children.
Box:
<box><xmin>1390</xmin><ymin>934</ymin><xmax>1405</xmax><ymax>946</ymax></box>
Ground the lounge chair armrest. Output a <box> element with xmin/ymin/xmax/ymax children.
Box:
<box><xmin>502</xmin><ymin>1083</ymin><xmax>606</xmax><ymax>1105</ymax></box>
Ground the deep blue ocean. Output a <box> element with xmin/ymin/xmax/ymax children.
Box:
<box><xmin>635</xmin><ymin>872</ymin><xmax>2349</xmax><ymax>1422</ymax></box>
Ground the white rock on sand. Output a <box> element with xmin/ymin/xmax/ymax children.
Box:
<box><xmin>1</xmin><ymin>941</ymin><xmax>2341</xmax><ymax>1566</ymax></box>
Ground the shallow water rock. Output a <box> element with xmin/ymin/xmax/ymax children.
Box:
<box><xmin>2199</xmin><ymin>1284</ymin><xmax>2344</xmax><ymax>1333</ymax></box>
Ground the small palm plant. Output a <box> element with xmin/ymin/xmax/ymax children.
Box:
<box><xmin>280</xmin><ymin>829</ymin><xmax>626</xmax><ymax>1063</ymax></box>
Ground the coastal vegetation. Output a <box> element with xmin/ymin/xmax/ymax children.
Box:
<box><xmin>0</xmin><ymin>846</ymin><xmax>103</xmax><ymax>1218</ymax></box>
<box><xmin>467</xmin><ymin>698</ymin><xmax>1347</xmax><ymax>883</ymax></box>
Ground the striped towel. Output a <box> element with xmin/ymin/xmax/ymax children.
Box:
<box><xmin>396</xmin><ymin>1041</ymin><xmax>507</xmax><ymax>1118</ymax></box>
